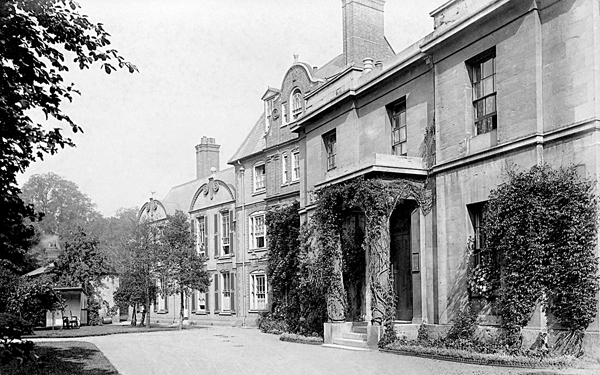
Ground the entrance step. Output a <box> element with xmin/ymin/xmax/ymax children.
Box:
<box><xmin>322</xmin><ymin>344</ymin><xmax>371</xmax><ymax>352</ymax></box>
<box><xmin>352</xmin><ymin>322</ymin><xmax>368</xmax><ymax>334</ymax></box>
<box><xmin>342</xmin><ymin>332</ymin><xmax>367</xmax><ymax>340</ymax></box>
<box><xmin>332</xmin><ymin>337</ymin><xmax>370</xmax><ymax>349</ymax></box>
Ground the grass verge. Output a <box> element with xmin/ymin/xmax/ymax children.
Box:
<box><xmin>279</xmin><ymin>332</ymin><xmax>324</xmax><ymax>345</ymax></box>
<box><xmin>24</xmin><ymin>323</ymin><xmax>202</xmax><ymax>339</ymax></box>
<box><xmin>0</xmin><ymin>341</ymin><xmax>118</xmax><ymax>375</ymax></box>
<box><xmin>382</xmin><ymin>341</ymin><xmax>576</xmax><ymax>369</ymax></box>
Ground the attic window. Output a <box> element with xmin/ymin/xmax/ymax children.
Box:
<box><xmin>291</xmin><ymin>89</ymin><xmax>303</xmax><ymax>120</ymax></box>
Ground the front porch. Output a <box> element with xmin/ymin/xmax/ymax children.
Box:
<box><xmin>311</xmin><ymin>176</ymin><xmax>432</xmax><ymax>349</ymax></box>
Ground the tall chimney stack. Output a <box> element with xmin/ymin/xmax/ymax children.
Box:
<box><xmin>342</xmin><ymin>0</ymin><xmax>394</xmax><ymax>66</ymax></box>
<box><xmin>195</xmin><ymin>136</ymin><xmax>220</xmax><ymax>179</ymax></box>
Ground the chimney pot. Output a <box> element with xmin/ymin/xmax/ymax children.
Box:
<box><xmin>363</xmin><ymin>57</ymin><xmax>374</xmax><ymax>73</ymax></box>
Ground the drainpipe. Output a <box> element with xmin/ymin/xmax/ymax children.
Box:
<box><xmin>238</xmin><ymin>161</ymin><xmax>247</xmax><ymax>326</ymax></box>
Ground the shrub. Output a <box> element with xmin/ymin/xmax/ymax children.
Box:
<box><xmin>446</xmin><ymin>306</ymin><xmax>478</xmax><ymax>341</ymax></box>
<box><xmin>0</xmin><ymin>313</ymin><xmax>36</xmax><ymax>367</ymax></box>
<box><xmin>256</xmin><ymin>312</ymin><xmax>288</xmax><ymax>334</ymax></box>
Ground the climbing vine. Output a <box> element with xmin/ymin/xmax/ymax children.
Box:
<box><xmin>311</xmin><ymin>177</ymin><xmax>431</xmax><ymax>338</ymax></box>
<box><xmin>470</xmin><ymin>164</ymin><xmax>599</xmax><ymax>348</ymax></box>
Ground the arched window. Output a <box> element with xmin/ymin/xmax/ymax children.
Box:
<box><xmin>291</xmin><ymin>88</ymin><xmax>303</xmax><ymax>120</ymax></box>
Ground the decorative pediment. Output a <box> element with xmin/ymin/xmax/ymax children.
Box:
<box><xmin>189</xmin><ymin>178</ymin><xmax>235</xmax><ymax>212</ymax></box>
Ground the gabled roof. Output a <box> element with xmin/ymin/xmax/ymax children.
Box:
<box><xmin>160</xmin><ymin>167</ymin><xmax>235</xmax><ymax>215</ymax></box>
<box><xmin>261</xmin><ymin>87</ymin><xmax>281</xmax><ymax>101</ymax></box>
<box><xmin>227</xmin><ymin>114</ymin><xmax>266</xmax><ymax>163</ymax></box>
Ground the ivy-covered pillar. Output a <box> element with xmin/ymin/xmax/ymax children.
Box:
<box><xmin>322</xmin><ymin>224</ymin><xmax>346</xmax><ymax>322</ymax></box>
<box><xmin>367</xmin><ymin>213</ymin><xmax>393</xmax><ymax>326</ymax></box>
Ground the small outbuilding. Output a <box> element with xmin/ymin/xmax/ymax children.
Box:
<box><xmin>46</xmin><ymin>287</ymin><xmax>88</xmax><ymax>327</ymax></box>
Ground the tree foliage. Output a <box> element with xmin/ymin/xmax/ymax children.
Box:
<box><xmin>472</xmin><ymin>164</ymin><xmax>599</xmax><ymax>343</ymax></box>
<box><xmin>265</xmin><ymin>202</ymin><xmax>326</xmax><ymax>334</ymax></box>
<box><xmin>21</xmin><ymin>172</ymin><xmax>100</xmax><ymax>238</ymax></box>
<box><xmin>114</xmin><ymin>219</ymin><xmax>160</xmax><ymax>327</ymax></box>
<box><xmin>0</xmin><ymin>0</ymin><xmax>136</xmax><ymax>275</ymax></box>
<box><xmin>5</xmin><ymin>274</ymin><xmax>64</xmax><ymax>326</ymax></box>
<box><xmin>52</xmin><ymin>228</ymin><xmax>112</xmax><ymax>294</ymax></box>
<box><xmin>155</xmin><ymin>210</ymin><xmax>210</xmax><ymax>328</ymax></box>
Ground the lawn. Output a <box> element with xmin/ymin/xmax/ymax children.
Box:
<box><xmin>0</xmin><ymin>341</ymin><xmax>118</xmax><ymax>375</ymax></box>
<box><xmin>23</xmin><ymin>323</ymin><xmax>193</xmax><ymax>339</ymax></box>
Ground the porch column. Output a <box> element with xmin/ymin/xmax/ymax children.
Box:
<box><xmin>368</xmin><ymin>215</ymin><xmax>392</xmax><ymax>325</ymax></box>
<box><xmin>326</xmin><ymin>232</ymin><xmax>346</xmax><ymax>322</ymax></box>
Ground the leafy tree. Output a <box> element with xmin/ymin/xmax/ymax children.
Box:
<box><xmin>115</xmin><ymin>220</ymin><xmax>160</xmax><ymax>328</ymax></box>
<box><xmin>93</xmin><ymin>207</ymin><xmax>139</xmax><ymax>272</ymax></box>
<box><xmin>476</xmin><ymin>164</ymin><xmax>599</xmax><ymax>350</ymax></box>
<box><xmin>155</xmin><ymin>211</ymin><xmax>210</xmax><ymax>329</ymax></box>
<box><xmin>113</xmin><ymin>267</ymin><xmax>157</xmax><ymax>327</ymax></box>
<box><xmin>52</xmin><ymin>228</ymin><xmax>112</xmax><ymax>294</ymax></box>
<box><xmin>5</xmin><ymin>274</ymin><xmax>64</xmax><ymax>326</ymax></box>
<box><xmin>21</xmin><ymin>172</ymin><xmax>100</xmax><ymax>239</ymax></box>
<box><xmin>0</xmin><ymin>0</ymin><xmax>136</xmax><ymax>273</ymax></box>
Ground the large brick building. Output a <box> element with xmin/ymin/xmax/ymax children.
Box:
<box><xmin>140</xmin><ymin>0</ymin><xmax>599</xmax><ymax>356</ymax></box>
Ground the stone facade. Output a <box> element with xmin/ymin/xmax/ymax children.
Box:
<box><xmin>138</xmin><ymin>0</ymin><xmax>600</xmax><ymax>357</ymax></box>
<box><xmin>293</xmin><ymin>0</ymin><xmax>600</xmax><ymax>356</ymax></box>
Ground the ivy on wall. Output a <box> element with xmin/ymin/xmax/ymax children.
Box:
<box><xmin>311</xmin><ymin>177</ymin><xmax>431</xmax><ymax>339</ymax></box>
<box><xmin>469</xmin><ymin>164</ymin><xmax>599</xmax><ymax>346</ymax></box>
<box><xmin>266</xmin><ymin>202</ymin><xmax>327</xmax><ymax>335</ymax></box>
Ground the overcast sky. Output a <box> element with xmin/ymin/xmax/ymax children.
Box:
<box><xmin>17</xmin><ymin>0</ymin><xmax>445</xmax><ymax>217</ymax></box>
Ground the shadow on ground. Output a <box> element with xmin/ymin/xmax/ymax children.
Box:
<box><xmin>1</xmin><ymin>341</ymin><xmax>118</xmax><ymax>375</ymax></box>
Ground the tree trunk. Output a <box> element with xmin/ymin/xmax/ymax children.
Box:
<box><xmin>131</xmin><ymin>304</ymin><xmax>137</xmax><ymax>326</ymax></box>
<box><xmin>145</xmin><ymin>289</ymin><xmax>151</xmax><ymax>328</ymax></box>
<box><xmin>179</xmin><ymin>290</ymin><xmax>184</xmax><ymax>330</ymax></box>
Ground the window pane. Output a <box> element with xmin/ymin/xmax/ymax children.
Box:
<box><xmin>400</xmin><ymin>111</ymin><xmax>406</xmax><ymax>128</ymax></box>
<box><xmin>473</xmin><ymin>82</ymin><xmax>482</xmax><ymax>100</ymax></box>
<box><xmin>392</xmin><ymin>129</ymin><xmax>400</xmax><ymax>144</ymax></box>
<box><xmin>401</xmin><ymin>142</ymin><xmax>407</xmax><ymax>156</ymax></box>
<box><xmin>475</xmin><ymin>100</ymin><xmax>484</xmax><ymax>119</ymax></box>
<box><xmin>485</xmin><ymin>95</ymin><xmax>496</xmax><ymax>114</ymax></box>
<box><xmin>399</xmin><ymin>126</ymin><xmax>406</xmax><ymax>142</ymax></box>
<box><xmin>483</xmin><ymin>76</ymin><xmax>495</xmax><ymax>96</ymax></box>
<box><xmin>482</xmin><ymin>58</ymin><xmax>494</xmax><ymax>78</ymax></box>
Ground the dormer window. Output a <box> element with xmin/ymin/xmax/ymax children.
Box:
<box><xmin>291</xmin><ymin>89</ymin><xmax>303</xmax><ymax>120</ymax></box>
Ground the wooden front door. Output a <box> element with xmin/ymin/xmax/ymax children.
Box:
<box><xmin>391</xmin><ymin>208</ymin><xmax>413</xmax><ymax>321</ymax></box>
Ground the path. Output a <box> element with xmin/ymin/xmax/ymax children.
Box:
<box><xmin>35</xmin><ymin>326</ymin><xmax>598</xmax><ymax>375</ymax></box>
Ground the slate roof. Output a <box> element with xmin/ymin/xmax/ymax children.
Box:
<box><xmin>227</xmin><ymin>113</ymin><xmax>266</xmax><ymax>163</ymax></box>
<box><xmin>159</xmin><ymin>167</ymin><xmax>235</xmax><ymax>215</ymax></box>
<box><xmin>313</xmin><ymin>54</ymin><xmax>346</xmax><ymax>80</ymax></box>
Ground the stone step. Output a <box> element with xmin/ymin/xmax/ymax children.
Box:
<box><xmin>342</xmin><ymin>332</ymin><xmax>367</xmax><ymax>341</ymax></box>
<box><xmin>352</xmin><ymin>326</ymin><xmax>367</xmax><ymax>334</ymax></box>
<box><xmin>332</xmin><ymin>338</ymin><xmax>370</xmax><ymax>349</ymax></box>
<box><xmin>322</xmin><ymin>344</ymin><xmax>371</xmax><ymax>352</ymax></box>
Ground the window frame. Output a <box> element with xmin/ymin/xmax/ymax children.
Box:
<box><xmin>250</xmin><ymin>273</ymin><xmax>268</xmax><ymax>311</ymax></box>
<box><xmin>323</xmin><ymin>130</ymin><xmax>337</xmax><ymax>171</ymax></box>
<box><xmin>469</xmin><ymin>49</ymin><xmax>497</xmax><ymax>135</ymax></box>
<box><xmin>468</xmin><ymin>202</ymin><xmax>488</xmax><ymax>268</ymax></box>
<box><xmin>196</xmin><ymin>216</ymin><xmax>206</xmax><ymax>256</ymax></box>
<box><xmin>220</xmin><ymin>211</ymin><xmax>231</xmax><ymax>255</ymax></box>
<box><xmin>389</xmin><ymin>98</ymin><xmax>408</xmax><ymax>156</ymax></box>
<box><xmin>253</xmin><ymin>163</ymin><xmax>266</xmax><ymax>193</ymax></box>
<box><xmin>291</xmin><ymin>151</ymin><xmax>300</xmax><ymax>181</ymax></box>
<box><xmin>290</xmin><ymin>88</ymin><xmax>303</xmax><ymax>120</ymax></box>
<box><xmin>282</xmin><ymin>153</ymin><xmax>289</xmax><ymax>184</ymax></box>
<box><xmin>249</xmin><ymin>212</ymin><xmax>266</xmax><ymax>250</ymax></box>
<box><xmin>219</xmin><ymin>272</ymin><xmax>235</xmax><ymax>313</ymax></box>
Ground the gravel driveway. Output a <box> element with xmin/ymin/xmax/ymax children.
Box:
<box><xmin>35</xmin><ymin>326</ymin><xmax>599</xmax><ymax>375</ymax></box>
